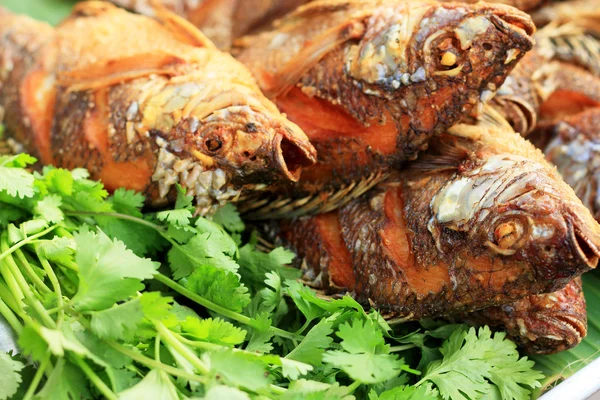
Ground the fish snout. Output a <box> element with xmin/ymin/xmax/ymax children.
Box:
<box><xmin>272</xmin><ymin>127</ymin><xmax>317</xmax><ymax>182</ymax></box>
<box><xmin>489</xmin><ymin>9</ymin><xmax>535</xmax><ymax>51</ymax></box>
<box><xmin>569</xmin><ymin>215</ymin><xmax>600</xmax><ymax>270</ymax></box>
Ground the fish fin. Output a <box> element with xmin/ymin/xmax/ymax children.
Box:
<box><xmin>407</xmin><ymin>136</ymin><xmax>471</xmax><ymax>173</ymax></box>
<box><xmin>57</xmin><ymin>52</ymin><xmax>185</xmax><ymax>92</ymax></box>
<box><xmin>150</xmin><ymin>0</ymin><xmax>217</xmax><ymax>49</ymax></box>
<box><xmin>267</xmin><ymin>19</ymin><xmax>366</xmax><ymax>98</ymax></box>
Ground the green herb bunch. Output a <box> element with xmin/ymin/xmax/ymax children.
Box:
<box><xmin>0</xmin><ymin>153</ymin><xmax>543</xmax><ymax>400</ymax></box>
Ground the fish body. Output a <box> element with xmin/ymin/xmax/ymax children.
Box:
<box><xmin>109</xmin><ymin>0</ymin><xmax>313</xmax><ymax>49</ymax></box>
<box><xmin>460</xmin><ymin>278</ymin><xmax>587</xmax><ymax>355</ymax></box>
<box><xmin>268</xmin><ymin>112</ymin><xmax>600</xmax><ymax>319</ymax></box>
<box><xmin>235</xmin><ymin>0</ymin><xmax>536</xmax><ymax>218</ymax></box>
<box><xmin>0</xmin><ymin>3</ymin><xmax>316</xmax><ymax>214</ymax></box>
<box><xmin>545</xmin><ymin>108</ymin><xmax>600</xmax><ymax>221</ymax></box>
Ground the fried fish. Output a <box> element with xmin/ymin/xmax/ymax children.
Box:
<box><xmin>266</xmin><ymin>111</ymin><xmax>600</xmax><ymax>319</ymax></box>
<box><xmin>234</xmin><ymin>0</ymin><xmax>536</xmax><ymax>218</ymax></box>
<box><xmin>0</xmin><ymin>2</ymin><xmax>316</xmax><ymax>214</ymax></box>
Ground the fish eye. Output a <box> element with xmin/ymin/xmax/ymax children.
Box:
<box><xmin>205</xmin><ymin>137</ymin><xmax>222</xmax><ymax>152</ymax></box>
<box><xmin>482</xmin><ymin>42</ymin><xmax>493</xmax><ymax>51</ymax></box>
<box><xmin>494</xmin><ymin>220</ymin><xmax>524</xmax><ymax>249</ymax></box>
<box><xmin>440</xmin><ymin>51</ymin><xmax>457</xmax><ymax>68</ymax></box>
<box><xmin>245</xmin><ymin>122</ymin><xmax>257</xmax><ymax>133</ymax></box>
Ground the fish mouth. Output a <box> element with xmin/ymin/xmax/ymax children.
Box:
<box><xmin>273</xmin><ymin>133</ymin><xmax>317</xmax><ymax>182</ymax></box>
<box><xmin>527</xmin><ymin>313</ymin><xmax>587</xmax><ymax>354</ymax></box>
<box><xmin>569</xmin><ymin>221</ymin><xmax>600</xmax><ymax>269</ymax></box>
<box><xmin>489</xmin><ymin>12</ymin><xmax>535</xmax><ymax>49</ymax></box>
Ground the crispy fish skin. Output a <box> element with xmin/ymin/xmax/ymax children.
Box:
<box><xmin>270</xmin><ymin>114</ymin><xmax>600</xmax><ymax>319</ymax></box>
<box><xmin>0</xmin><ymin>3</ymin><xmax>316</xmax><ymax>214</ymax></box>
<box><xmin>459</xmin><ymin>278</ymin><xmax>587</xmax><ymax>355</ymax></box>
<box><xmin>109</xmin><ymin>0</ymin><xmax>312</xmax><ymax>49</ymax></box>
<box><xmin>235</xmin><ymin>0</ymin><xmax>535</xmax><ymax>218</ymax></box>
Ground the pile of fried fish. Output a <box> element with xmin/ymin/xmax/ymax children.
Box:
<box><xmin>1</xmin><ymin>0</ymin><xmax>600</xmax><ymax>354</ymax></box>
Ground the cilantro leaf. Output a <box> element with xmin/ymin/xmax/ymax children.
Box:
<box><xmin>368</xmin><ymin>383</ymin><xmax>440</xmax><ymax>400</ymax></box>
<box><xmin>184</xmin><ymin>265</ymin><xmax>250</xmax><ymax>312</ymax></box>
<box><xmin>245</xmin><ymin>312</ymin><xmax>274</xmax><ymax>353</ymax></box>
<box><xmin>70</xmin><ymin>227</ymin><xmax>160</xmax><ymax>311</ymax></box>
<box><xmin>34</xmin><ymin>194</ymin><xmax>64</xmax><ymax>223</ymax></box>
<box><xmin>211</xmin><ymin>203</ymin><xmax>245</xmax><ymax>233</ymax></box>
<box><xmin>206</xmin><ymin>350</ymin><xmax>269</xmax><ymax>392</ymax></box>
<box><xmin>419</xmin><ymin>326</ymin><xmax>543</xmax><ymax>400</ymax></box>
<box><xmin>157</xmin><ymin>209</ymin><xmax>194</xmax><ymax>227</ymax></box>
<box><xmin>203</xmin><ymin>385</ymin><xmax>251</xmax><ymax>400</ymax></box>
<box><xmin>283</xmin><ymin>380</ymin><xmax>354</xmax><ymax>400</ymax></box>
<box><xmin>0</xmin><ymin>351</ymin><xmax>23</xmax><ymax>400</ymax></box>
<box><xmin>0</xmin><ymin>163</ymin><xmax>34</xmax><ymax>199</ymax></box>
<box><xmin>323</xmin><ymin>319</ymin><xmax>409</xmax><ymax>384</ymax></box>
<box><xmin>119</xmin><ymin>369</ymin><xmax>179</xmax><ymax>400</ymax></box>
<box><xmin>34</xmin><ymin>359</ymin><xmax>92</xmax><ymax>400</ymax></box>
<box><xmin>168</xmin><ymin>231</ymin><xmax>239</xmax><ymax>280</ymax></box>
<box><xmin>90</xmin><ymin>293</ymin><xmax>172</xmax><ymax>341</ymax></box>
<box><xmin>180</xmin><ymin>317</ymin><xmax>247</xmax><ymax>346</ymax></box>
<box><xmin>238</xmin><ymin>244</ymin><xmax>299</xmax><ymax>290</ymax></box>
<box><xmin>286</xmin><ymin>317</ymin><xmax>334</xmax><ymax>366</ymax></box>
<box><xmin>110</xmin><ymin>188</ymin><xmax>145</xmax><ymax>217</ymax></box>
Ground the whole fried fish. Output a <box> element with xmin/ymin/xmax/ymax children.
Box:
<box><xmin>0</xmin><ymin>3</ymin><xmax>316</xmax><ymax>214</ymax></box>
<box><xmin>459</xmin><ymin>277</ymin><xmax>587</xmax><ymax>355</ymax></box>
<box><xmin>266</xmin><ymin>111</ymin><xmax>600</xmax><ymax>319</ymax></box>
<box><xmin>234</xmin><ymin>0</ymin><xmax>536</xmax><ymax>218</ymax></box>
<box><xmin>108</xmin><ymin>0</ymin><xmax>312</xmax><ymax>49</ymax></box>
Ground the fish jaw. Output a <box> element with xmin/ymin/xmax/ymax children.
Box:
<box><xmin>459</xmin><ymin>278</ymin><xmax>587</xmax><ymax>355</ymax></box>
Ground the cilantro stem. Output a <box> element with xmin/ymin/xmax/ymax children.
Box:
<box><xmin>154</xmin><ymin>273</ymin><xmax>300</xmax><ymax>341</ymax></box>
<box><xmin>0</xmin><ymin>225</ymin><xmax>58</xmax><ymax>263</ymax></box>
<box><xmin>0</xmin><ymin>280</ymin><xmax>23</xmax><ymax>317</ymax></box>
<box><xmin>389</xmin><ymin>344</ymin><xmax>417</xmax><ymax>352</ymax></box>
<box><xmin>64</xmin><ymin>211</ymin><xmax>166</xmax><ymax>233</ymax></box>
<box><xmin>346</xmin><ymin>380</ymin><xmax>361</xmax><ymax>394</ymax></box>
<box><xmin>0</xmin><ymin>297</ymin><xmax>22</xmax><ymax>334</ymax></box>
<box><xmin>155</xmin><ymin>334</ymin><xmax>162</xmax><ymax>362</ymax></box>
<box><xmin>22</xmin><ymin>355</ymin><xmax>50</xmax><ymax>400</ymax></box>
<box><xmin>155</xmin><ymin>321</ymin><xmax>210</xmax><ymax>375</ymax></box>
<box><xmin>106</xmin><ymin>341</ymin><xmax>206</xmax><ymax>383</ymax></box>
<box><xmin>14</xmin><ymin>249</ymin><xmax>52</xmax><ymax>294</ymax></box>
<box><xmin>37</xmin><ymin>253</ymin><xmax>65</xmax><ymax>323</ymax></box>
<box><xmin>73</xmin><ymin>355</ymin><xmax>118</xmax><ymax>400</ymax></box>
<box><xmin>1</xmin><ymin>236</ymin><xmax>55</xmax><ymax>328</ymax></box>
<box><xmin>0</xmin><ymin>259</ymin><xmax>25</xmax><ymax>309</ymax></box>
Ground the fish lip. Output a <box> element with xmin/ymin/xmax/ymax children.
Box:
<box><xmin>489</xmin><ymin>13</ymin><xmax>535</xmax><ymax>50</ymax></box>
<box><xmin>272</xmin><ymin>133</ymin><xmax>316</xmax><ymax>182</ymax></box>
<box><xmin>569</xmin><ymin>219</ymin><xmax>600</xmax><ymax>269</ymax></box>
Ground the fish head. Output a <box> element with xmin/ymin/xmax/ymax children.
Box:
<box><xmin>430</xmin><ymin>152</ymin><xmax>600</xmax><ymax>282</ymax></box>
<box><xmin>188</xmin><ymin>105</ymin><xmax>316</xmax><ymax>185</ymax></box>
<box><xmin>409</xmin><ymin>2</ymin><xmax>535</xmax><ymax>100</ymax></box>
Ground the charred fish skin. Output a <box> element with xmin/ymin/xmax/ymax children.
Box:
<box><xmin>235</xmin><ymin>0</ymin><xmax>536</xmax><ymax>219</ymax></box>
<box><xmin>458</xmin><ymin>278</ymin><xmax>587</xmax><ymax>355</ymax></box>
<box><xmin>270</xmin><ymin>116</ymin><xmax>600</xmax><ymax>319</ymax></box>
<box><xmin>0</xmin><ymin>3</ymin><xmax>316</xmax><ymax>214</ymax></box>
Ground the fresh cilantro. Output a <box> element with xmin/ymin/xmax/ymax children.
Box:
<box><xmin>418</xmin><ymin>327</ymin><xmax>543</xmax><ymax>400</ymax></box>
<box><xmin>184</xmin><ymin>265</ymin><xmax>251</xmax><ymax>312</ymax></box>
<box><xmin>324</xmin><ymin>319</ymin><xmax>411</xmax><ymax>384</ymax></box>
<box><xmin>180</xmin><ymin>317</ymin><xmax>247</xmax><ymax>346</ymax></box>
<box><xmin>0</xmin><ymin>154</ymin><xmax>545</xmax><ymax>400</ymax></box>
<box><xmin>0</xmin><ymin>351</ymin><xmax>23</xmax><ymax>400</ymax></box>
<box><xmin>0</xmin><ymin>155</ymin><xmax>35</xmax><ymax>199</ymax></box>
<box><xmin>70</xmin><ymin>227</ymin><xmax>160</xmax><ymax>311</ymax></box>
